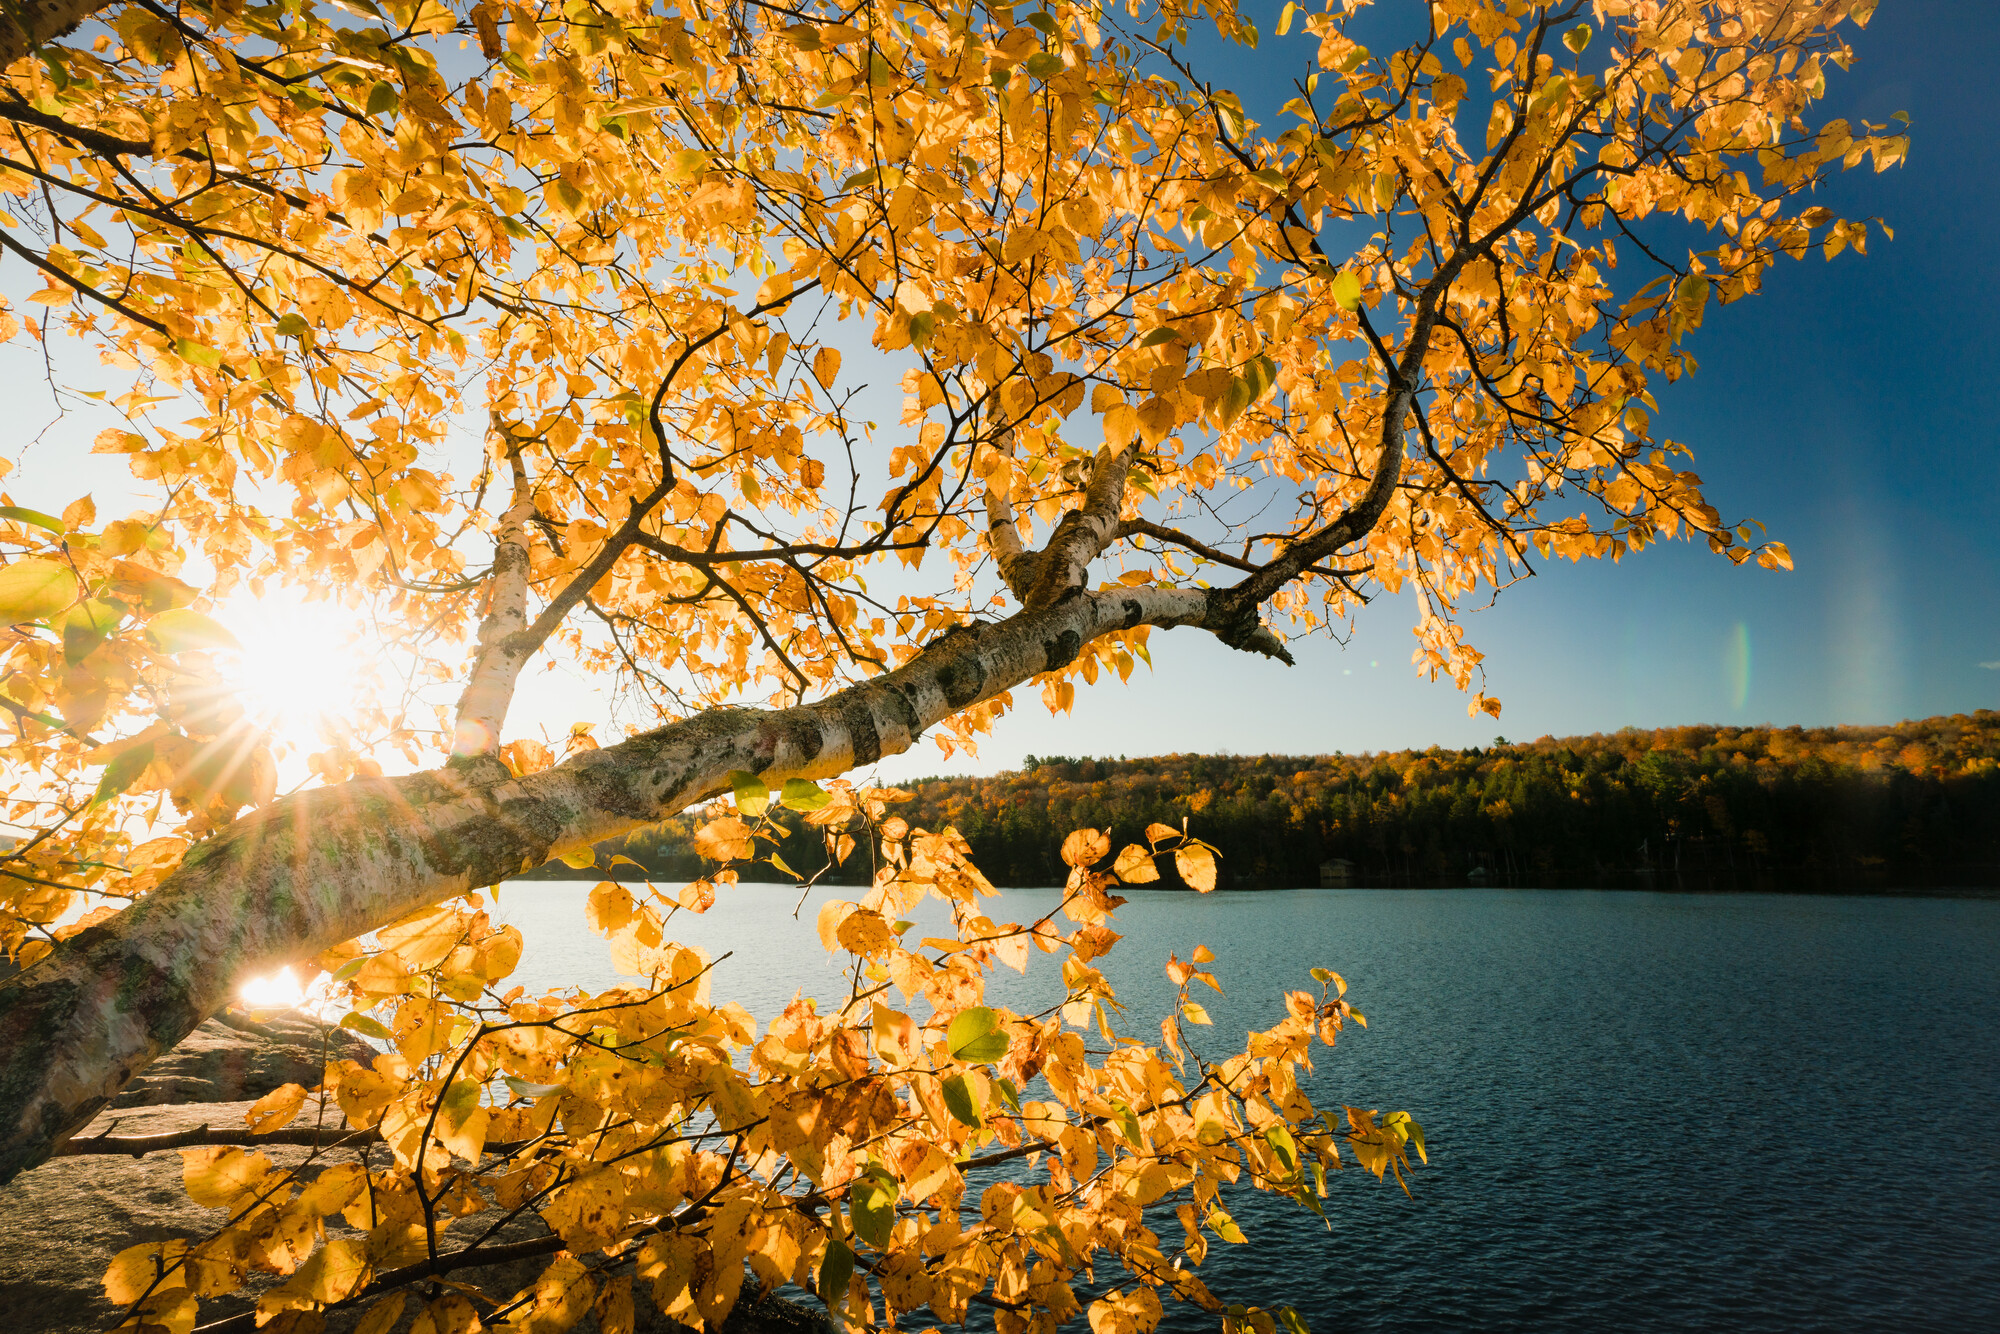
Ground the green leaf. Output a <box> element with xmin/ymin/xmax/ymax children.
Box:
<box><xmin>331</xmin><ymin>956</ymin><xmax>368</xmax><ymax>983</ymax></box>
<box><xmin>1139</xmin><ymin>326</ymin><xmax>1180</xmax><ymax>347</ymax></box>
<box><xmin>991</xmin><ymin>1077</ymin><xmax>1022</xmax><ymax>1115</ymax></box>
<box><xmin>729</xmin><ymin>770</ymin><xmax>770</xmax><ymax>816</ymax></box>
<box><xmin>848</xmin><ymin>1168</ymin><xmax>898</xmax><ymax>1249</ymax></box>
<box><xmin>1026</xmin><ymin>12</ymin><xmax>1058</xmax><ymax>35</ymax></box>
<box><xmin>0</xmin><ymin>557</ymin><xmax>77</xmax><ymax>623</ymax></box>
<box><xmin>1206</xmin><ymin>1208</ymin><xmax>1248</xmax><ymax>1244</ymax></box>
<box><xmin>767</xmin><ymin>850</ymin><xmax>798</xmax><ymax>879</ymax></box>
<box><xmin>365</xmin><ymin>80</ymin><xmax>400</xmax><ymax>119</ymax></box>
<box><xmin>1675</xmin><ymin>275</ymin><xmax>1711</xmax><ymax>327</ymax></box>
<box><xmin>440</xmin><ymin>1078</ymin><xmax>480</xmax><ymax>1119</ymax></box>
<box><xmin>840</xmin><ymin>167</ymin><xmax>877</xmax><ymax>191</ymax></box>
<box><xmin>339</xmin><ymin>1012</ymin><xmax>393</xmax><ymax>1041</ymax></box>
<box><xmin>1330</xmin><ymin>269</ymin><xmax>1363</xmax><ymax>312</ymax></box>
<box><xmin>940</xmin><ymin>1073</ymin><xmax>983</xmax><ymax>1127</ymax></box>
<box><xmin>817</xmin><ymin>1238</ymin><xmax>854</xmax><ymax>1310</ymax></box>
<box><xmin>1243</xmin><ymin>355</ymin><xmax>1279</xmax><ymax>399</ymax></box>
<box><xmin>92</xmin><ymin>740</ymin><xmax>154</xmax><ymax>807</ymax></box>
<box><xmin>1024</xmin><ymin>52</ymin><xmax>1064</xmax><ymax>79</ymax></box>
<box><xmin>946</xmin><ymin>1006</ymin><xmax>1009</xmax><ymax>1063</ymax></box>
<box><xmin>780</xmin><ymin>777</ymin><xmax>832</xmax><ymax>811</ymax></box>
<box><xmin>1265</xmin><ymin>1124</ymin><xmax>1299</xmax><ymax>1173</ymax></box>
<box><xmin>0</xmin><ymin>506</ymin><xmax>64</xmax><ymax>535</ymax></box>
<box><xmin>908</xmin><ymin>310</ymin><xmax>934</xmax><ymax>348</ymax></box>
<box><xmin>173</xmin><ymin>338</ymin><xmax>223</xmax><ymax>369</ymax></box>
<box><xmin>274</xmin><ymin>314</ymin><xmax>309</xmax><ymax>339</ymax></box>
<box><xmin>146</xmin><ymin>607</ymin><xmax>240</xmax><ymax>654</ymax></box>
<box><xmin>1563</xmin><ymin>24</ymin><xmax>1592</xmax><ymax>54</ymax></box>
<box><xmin>63</xmin><ymin>599</ymin><xmax>121</xmax><ymax>665</ymax></box>
<box><xmin>1111</xmin><ymin>1099</ymin><xmax>1142</xmax><ymax>1147</ymax></box>
<box><xmin>1277</xmin><ymin>1306</ymin><xmax>1311</xmax><ymax>1334</ymax></box>
<box><xmin>1217</xmin><ymin>376</ymin><xmax>1254</xmax><ymax>429</ymax></box>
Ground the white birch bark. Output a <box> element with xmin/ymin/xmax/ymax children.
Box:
<box><xmin>451</xmin><ymin>443</ymin><xmax>536</xmax><ymax>757</ymax></box>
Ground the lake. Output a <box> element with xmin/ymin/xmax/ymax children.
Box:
<box><xmin>485</xmin><ymin>883</ymin><xmax>2000</xmax><ymax>1332</ymax></box>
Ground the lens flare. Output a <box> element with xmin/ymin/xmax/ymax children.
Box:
<box><xmin>236</xmin><ymin>964</ymin><xmax>343</xmax><ymax>1020</ymax></box>
<box><xmin>1725</xmin><ymin>621</ymin><xmax>1752</xmax><ymax>712</ymax></box>
<box><xmin>216</xmin><ymin>591</ymin><xmax>370</xmax><ymax>754</ymax></box>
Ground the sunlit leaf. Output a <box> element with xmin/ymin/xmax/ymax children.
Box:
<box><xmin>0</xmin><ymin>557</ymin><xmax>76</xmax><ymax>623</ymax></box>
<box><xmin>146</xmin><ymin>608</ymin><xmax>240</xmax><ymax>653</ymax></box>
<box><xmin>946</xmin><ymin>1006</ymin><xmax>1009</xmax><ymax>1063</ymax></box>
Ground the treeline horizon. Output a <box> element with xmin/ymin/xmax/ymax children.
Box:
<box><xmin>571</xmin><ymin>712</ymin><xmax>2000</xmax><ymax>890</ymax></box>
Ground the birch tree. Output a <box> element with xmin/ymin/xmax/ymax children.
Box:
<box><xmin>0</xmin><ymin>0</ymin><xmax>1900</xmax><ymax>1328</ymax></box>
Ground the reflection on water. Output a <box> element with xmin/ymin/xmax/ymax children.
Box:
<box><xmin>486</xmin><ymin>883</ymin><xmax>2000</xmax><ymax>1332</ymax></box>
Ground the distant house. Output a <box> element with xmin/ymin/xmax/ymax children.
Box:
<box><xmin>1319</xmin><ymin>858</ymin><xmax>1355</xmax><ymax>886</ymax></box>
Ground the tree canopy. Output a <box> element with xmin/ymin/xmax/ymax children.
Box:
<box><xmin>0</xmin><ymin>0</ymin><xmax>1901</xmax><ymax>1330</ymax></box>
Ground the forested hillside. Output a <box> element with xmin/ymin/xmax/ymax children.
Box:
<box><xmin>600</xmin><ymin>713</ymin><xmax>2000</xmax><ymax>889</ymax></box>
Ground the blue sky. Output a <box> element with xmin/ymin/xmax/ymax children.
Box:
<box><xmin>2</xmin><ymin>2</ymin><xmax>1993</xmax><ymax>780</ymax></box>
<box><xmin>874</xmin><ymin>0</ymin><xmax>2000</xmax><ymax>776</ymax></box>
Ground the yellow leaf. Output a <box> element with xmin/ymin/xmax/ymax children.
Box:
<box><xmin>586</xmin><ymin>881</ymin><xmax>635</xmax><ymax>934</ymax></box>
<box><xmin>812</xmin><ymin>346</ymin><xmax>841</xmax><ymax>390</ymax></box>
<box><xmin>353</xmin><ymin>1293</ymin><xmax>407</xmax><ymax>1334</ymax></box>
<box><xmin>145</xmin><ymin>607</ymin><xmax>240</xmax><ymax>653</ymax></box>
<box><xmin>105</xmin><ymin>1241</ymin><xmax>188</xmax><ymax>1304</ymax></box>
<box><xmin>243</xmin><ymin>1082</ymin><xmax>308</xmax><ymax>1134</ymax></box>
<box><xmin>376</xmin><ymin>906</ymin><xmax>464</xmax><ymax>971</ymax></box>
<box><xmin>181</xmin><ymin>1146</ymin><xmax>278</xmax><ymax>1209</ymax></box>
<box><xmin>0</xmin><ymin>557</ymin><xmax>77</xmax><ymax>622</ymax></box>
<box><xmin>1112</xmin><ymin>843</ymin><xmax>1158</xmax><ymax>883</ymax></box>
<box><xmin>692</xmin><ymin>816</ymin><xmax>754</xmax><ymax>861</ymax></box>
<box><xmin>1060</xmin><ymin>828</ymin><xmax>1110</xmax><ymax>867</ymax></box>
<box><xmin>816</xmin><ymin>898</ymin><xmax>858</xmax><ymax>952</ymax></box>
<box><xmin>1174</xmin><ymin>843</ymin><xmax>1218</xmax><ymax>892</ymax></box>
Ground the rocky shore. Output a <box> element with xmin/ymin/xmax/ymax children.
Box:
<box><xmin>0</xmin><ymin>1009</ymin><xmax>826</xmax><ymax>1334</ymax></box>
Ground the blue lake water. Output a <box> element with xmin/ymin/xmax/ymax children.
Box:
<box><xmin>486</xmin><ymin>884</ymin><xmax>2000</xmax><ymax>1332</ymax></box>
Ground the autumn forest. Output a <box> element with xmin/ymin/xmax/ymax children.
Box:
<box><xmin>599</xmin><ymin>713</ymin><xmax>2000</xmax><ymax>889</ymax></box>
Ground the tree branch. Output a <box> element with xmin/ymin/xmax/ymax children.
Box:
<box><xmin>450</xmin><ymin>424</ymin><xmax>535</xmax><ymax>758</ymax></box>
<box><xmin>1019</xmin><ymin>444</ymin><xmax>1137</xmax><ymax>610</ymax></box>
<box><xmin>982</xmin><ymin>437</ymin><xmax>1041</xmax><ymax>603</ymax></box>
<box><xmin>0</xmin><ymin>581</ymin><xmax>1291</xmax><ymax>1184</ymax></box>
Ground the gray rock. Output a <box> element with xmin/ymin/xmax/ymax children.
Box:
<box><xmin>111</xmin><ymin>1010</ymin><xmax>378</xmax><ymax>1108</ymax></box>
<box><xmin>1</xmin><ymin>1101</ymin><xmax>831</xmax><ymax>1334</ymax></box>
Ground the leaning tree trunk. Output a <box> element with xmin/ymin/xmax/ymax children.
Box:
<box><xmin>0</xmin><ymin>586</ymin><xmax>1223</xmax><ymax>1184</ymax></box>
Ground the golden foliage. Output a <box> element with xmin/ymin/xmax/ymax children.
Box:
<box><xmin>0</xmin><ymin>0</ymin><xmax>1902</xmax><ymax>1325</ymax></box>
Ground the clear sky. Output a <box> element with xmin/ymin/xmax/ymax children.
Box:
<box><xmin>869</xmin><ymin>0</ymin><xmax>2000</xmax><ymax>777</ymax></box>
<box><xmin>2</xmin><ymin>1</ymin><xmax>1993</xmax><ymax>782</ymax></box>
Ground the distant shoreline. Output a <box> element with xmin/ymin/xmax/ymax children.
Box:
<box><xmin>512</xmin><ymin>863</ymin><xmax>2000</xmax><ymax>897</ymax></box>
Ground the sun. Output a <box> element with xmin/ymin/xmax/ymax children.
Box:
<box><xmin>216</xmin><ymin>590</ymin><xmax>373</xmax><ymax>757</ymax></box>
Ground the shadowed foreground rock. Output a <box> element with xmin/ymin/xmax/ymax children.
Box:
<box><xmin>1</xmin><ymin>1102</ymin><xmax>830</xmax><ymax>1334</ymax></box>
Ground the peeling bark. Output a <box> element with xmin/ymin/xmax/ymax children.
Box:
<box><xmin>1020</xmin><ymin>445</ymin><xmax>1138</xmax><ymax>611</ymax></box>
<box><xmin>0</xmin><ymin>584</ymin><xmax>1232</xmax><ymax>1184</ymax></box>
